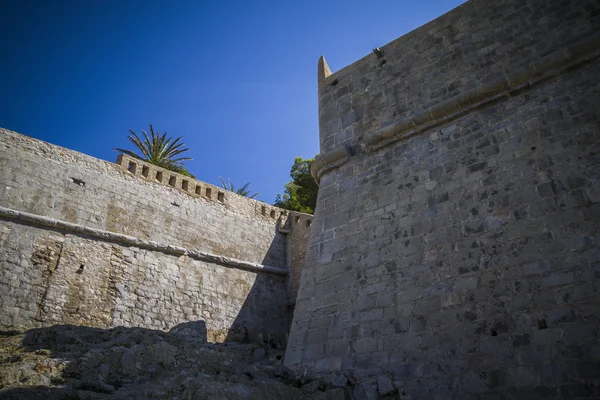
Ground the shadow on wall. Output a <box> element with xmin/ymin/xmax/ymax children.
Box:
<box><xmin>0</xmin><ymin>321</ymin><xmax>207</xmax><ymax>399</ymax></box>
<box><xmin>224</xmin><ymin>218</ymin><xmax>290</xmax><ymax>348</ymax></box>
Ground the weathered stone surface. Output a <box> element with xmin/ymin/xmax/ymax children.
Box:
<box><xmin>0</xmin><ymin>219</ymin><xmax>289</xmax><ymax>346</ymax></box>
<box><xmin>0</xmin><ymin>325</ymin><xmax>341</xmax><ymax>399</ymax></box>
<box><xmin>0</xmin><ymin>128</ymin><xmax>312</xmax><ymax>345</ymax></box>
<box><xmin>168</xmin><ymin>321</ymin><xmax>208</xmax><ymax>343</ymax></box>
<box><xmin>0</xmin><ymin>128</ymin><xmax>303</xmax><ymax>266</ymax></box>
<box><xmin>286</xmin><ymin>0</ymin><xmax>600</xmax><ymax>397</ymax></box>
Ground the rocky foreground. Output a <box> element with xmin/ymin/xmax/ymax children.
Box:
<box><xmin>0</xmin><ymin>324</ymin><xmax>352</xmax><ymax>400</ymax></box>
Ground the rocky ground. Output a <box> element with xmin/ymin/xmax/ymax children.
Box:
<box><xmin>0</xmin><ymin>324</ymin><xmax>351</xmax><ymax>400</ymax></box>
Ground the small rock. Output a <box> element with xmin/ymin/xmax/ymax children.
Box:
<box><xmin>34</xmin><ymin>349</ymin><xmax>51</xmax><ymax>356</ymax></box>
<box><xmin>120</xmin><ymin>349</ymin><xmax>136</xmax><ymax>373</ymax></box>
<box><xmin>99</xmin><ymin>363</ymin><xmax>110</xmax><ymax>377</ymax></box>
<box><xmin>301</xmin><ymin>380</ymin><xmax>323</xmax><ymax>394</ymax></box>
<box><xmin>150</xmin><ymin>341</ymin><xmax>177</xmax><ymax>366</ymax></box>
<box><xmin>169</xmin><ymin>321</ymin><xmax>207</xmax><ymax>343</ymax></box>
<box><xmin>228</xmin><ymin>383</ymin><xmax>252</xmax><ymax>399</ymax></box>
<box><xmin>33</xmin><ymin>363</ymin><xmax>52</xmax><ymax>374</ymax></box>
<box><xmin>100</xmin><ymin>382</ymin><xmax>116</xmax><ymax>393</ymax></box>
<box><xmin>252</xmin><ymin>347</ymin><xmax>266</xmax><ymax>362</ymax></box>
<box><xmin>326</xmin><ymin>387</ymin><xmax>349</xmax><ymax>400</ymax></box>
<box><xmin>74</xmin><ymin>379</ymin><xmax>114</xmax><ymax>394</ymax></box>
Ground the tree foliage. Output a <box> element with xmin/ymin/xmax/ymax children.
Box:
<box><xmin>168</xmin><ymin>164</ymin><xmax>196</xmax><ymax>179</ymax></box>
<box><xmin>115</xmin><ymin>124</ymin><xmax>195</xmax><ymax>177</ymax></box>
<box><xmin>274</xmin><ymin>157</ymin><xmax>318</xmax><ymax>214</ymax></box>
<box><xmin>219</xmin><ymin>177</ymin><xmax>259</xmax><ymax>199</ymax></box>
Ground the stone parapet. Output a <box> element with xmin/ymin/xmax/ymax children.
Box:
<box><xmin>115</xmin><ymin>153</ymin><xmax>288</xmax><ymax>221</ymax></box>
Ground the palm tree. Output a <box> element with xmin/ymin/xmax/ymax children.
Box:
<box><xmin>219</xmin><ymin>177</ymin><xmax>259</xmax><ymax>199</ymax></box>
<box><xmin>115</xmin><ymin>124</ymin><xmax>192</xmax><ymax>170</ymax></box>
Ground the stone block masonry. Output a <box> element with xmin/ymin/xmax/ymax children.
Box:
<box><xmin>0</xmin><ymin>218</ymin><xmax>287</xmax><ymax>343</ymax></box>
<box><xmin>0</xmin><ymin>129</ymin><xmax>289</xmax><ymax>266</ymax></box>
<box><xmin>0</xmin><ymin>128</ymin><xmax>312</xmax><ymax>345</ymax></box>
<box><xmin>286</xmin><ymin>0</ymin><xmax>600</xmax><ymax>397</ymax></box>
<box><xmin>279</xmin><ymin>211</ymin><xmax>314</xmax><ymax>307</ymax></box>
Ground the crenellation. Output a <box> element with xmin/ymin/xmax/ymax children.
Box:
<box><xmin>117</xmin><ymin>153</ymin><xmax>242</xmax><ymax>208</ymax></box>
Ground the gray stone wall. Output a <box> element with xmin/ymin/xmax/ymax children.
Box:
<box><xmin>0</xmin><ymin>129</ymin><xmax>297</xmax><ymax>345</ymax></box>
<box><xmin>315</xmin><ymin>0</ymin><xmax>599</xmax><ymax>157</ymax></box>
<box><xmin>286</xmin><ymin>0</ymin><xmax>600</xmax><ymax>397</ymax></box>
<box><xmin>0</xmin><ymin>219</ymin><xmax>288</xmax><ymax>344</ymax></box>
<box><xmin>282</xmin><ymin>212</ymin><xmax>314</xmax><ymax>307</ymax></box>
<box><xmin>0</xmin><ymin>129</ymin><xmax>287</xmax><ymax>266</ymax></box>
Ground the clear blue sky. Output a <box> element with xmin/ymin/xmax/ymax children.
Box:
<box><xmin>0</xmin><ymin>0</ymin><xmax>464</xmax><ymax>204</ymax></box>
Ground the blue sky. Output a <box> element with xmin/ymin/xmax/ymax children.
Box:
<box><xmin>0</xmin><ymin>0</ymin><xmax>464</xmax><ymax>204</ymax></box>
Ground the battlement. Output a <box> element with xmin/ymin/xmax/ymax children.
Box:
<box><xmin>115</xmin><ymin>154</ymin><xmax>292</xmax><ymax>222</ymax></box>
<box><xmin>117</xmin><ymin>154</ymin><xmax>228</xmax><ymax>204</ymax></box>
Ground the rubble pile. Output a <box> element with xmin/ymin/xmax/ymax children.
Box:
<box><xmin>0</xmin><ymin>324</ymin><xmax>351</xmax><ymax>400</ymax></box>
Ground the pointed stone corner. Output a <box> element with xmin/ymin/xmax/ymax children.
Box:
<box><xmin>318</xmin><ymin>56</ymin><xmax>332</xmax><ymax>84</ymax></box>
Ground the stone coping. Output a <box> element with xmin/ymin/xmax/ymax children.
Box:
<box><xmin>0</xmin><ymin>206</ymin><xmax>288</xmax><ymax>276</ymax></box>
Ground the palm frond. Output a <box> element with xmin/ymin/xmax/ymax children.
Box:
<box><xmin>114</xmin><ymin>148</ymin><xmax>144</xmax><ymax>160</ymax></box>
<box><xmin>140</xmin><ymin>129</ymin><xmax>154</xmax><ymax>161</ymax></box>
<box><xmin>219</xmin><ymin>176</ymin><xmax>228</xmax><ymax>190</ymax></box>
<box><xmin>236</xmin><ymin>182</ymin><xmax>251</xmax><ymax>195</ymax></box>
<box><xmin>115</xmin><ymin>124</ymin><xmax>193</xmax><ymax>171</ymax></box>
<box><xmin>219</xmin><ymin>177</ymin><xmax>259</xmax><ymax>199</ymax></box>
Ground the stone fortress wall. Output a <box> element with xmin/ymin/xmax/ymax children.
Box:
<box><xmin>0</xmin><ymin>128</ymin><xmax>311</xmax><ymax>345</ymax></box>
<box><xmin>286</xmin><ymin>0</ymin><xmax>600</xmax><ymax>397</ymax></box>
